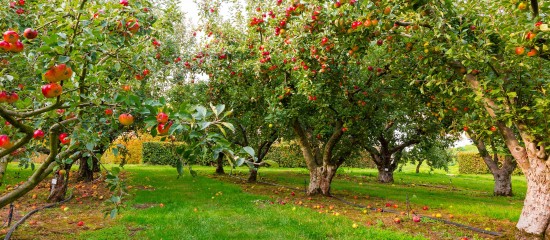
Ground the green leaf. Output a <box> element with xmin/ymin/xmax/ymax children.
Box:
<box><xmin>86</xmin><ymin>143</ymin><xmax>94</xmax><ymax>151</ymax></box>
<box><xmin>58</xmin><ymin>56</ymin><xmax>70</xmax><ymax>63</ymax></box>
<box><xmin>220</xmin><ymin>122</ymin><xmax>235</xmax><ymax>132</ymax></box>
<box><xmin>264</xmin><ymin>160</ymin><xmax>279</xmax><ymax>168</ymax></box>
<box><xmin>243</xmin><ymin>146</ymin><xmax>255</xmax><ymax>157</ymax></box>
<box><xmin>235</xmin><ymin>157</ymin><xmax>245</xmax><ymax>167</ymax></box>
<box><xmin>110</xmin><ymin>208</ymin><xmax>118</xmax><ymax>219</ymax></box>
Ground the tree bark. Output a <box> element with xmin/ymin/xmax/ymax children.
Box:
<box><xmin>378</xmin><ymin>168</ymin><xmax>394</xmax><ymax>183</ymax></box>
<box><xmin>77</xmin><ymin>158</ymin><xmax>94</xmax><ymax>182</ymax></box>
<box><xmin>473</xmin><ymin>138</ymin><xmax>516</xmax><ymax>196</ymax></box>
<box><xmin>415</xmin><ymin>160</ymin><xmax>423</xmax><ymax>174</ymax></box>
<box><xmin>215</xmin><ymin>153</ymin><xmax>225</xmax><ymax>175</ymax></box>
<box><xmin>292</xmin><ymin>119</ymin><xmax>345</xmax><ymax>196</ymax></box>
<box><xmin>248</xmin><ymin>168</ymin><xmax>258</xmax><ymax>183</ymax></box>
<box><xmin>307</xmin><ymin>163</ymin><xmax>338</xmax><ymax>196</ymax></box>
<box><xmin>0</xmin><ymin>156</ymin><xmax>9</xmax><ymax>186</ymax></box>
<box><xmin>515</xmin><ymin>160</ymin><xmax>550</xmax><ymax>239</ymax></box>
<box><xmin>368</xmin><ymin>151</ymin><xmax>398</xmax><ymax>183</ymax></box>
<box><xmin>493</xmin><ymin>169</ymin><xmax>513</xmax><ymax>196</ymax></box>
<box><xmin>48</xmin><ymin>163</ymin><xmax>73</xmax><ymax>202</ymax></box>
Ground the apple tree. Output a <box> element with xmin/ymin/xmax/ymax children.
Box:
<box><xmin>0</xmin><ymin>0</ymin><xmax>229</xmax><ymax>209</ymax></box>
<box><xmin>386</xmin><ymin>0</ymin><xmax>550</xmax><ymax>237</ymax></box>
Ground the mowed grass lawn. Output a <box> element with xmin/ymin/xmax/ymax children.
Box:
<box><xmin>1</xmin><ymin>162</ymin><xmax>526</xmax><ymax>239</ymax></box>
<box><xmin>78</xmin><ymin>165</ymin><xmax>425</xmax><ymax>240</ymax></box>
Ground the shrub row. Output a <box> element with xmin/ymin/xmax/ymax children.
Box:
<box><xmin>101</xmin><ymin>132</ymin><xmax>163</xmax><ymax>164</ymax></box>
<box><xmin>263</xmin><ymin>142</ymin><xmax>375</xmax><ymax>168</ymax></box>
<box><xmin>142</xmin><ymin>142</ymin><xmax>181</xmax><ymax>166</ymax></box>
<box><xmin>457</xmin><ymin>152</ymin><xmax>522</xmax><ymax>175</ymax></box>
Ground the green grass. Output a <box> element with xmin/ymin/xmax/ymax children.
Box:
<box><xmin>1</xmin><ymin>161</ymin><xmax>526</xmax><ymax>239</ymax></box>
<box><xmin>78</xmin><ymin>165</ymin><xmax>425</xmax><ymax>240</ymax></box>
<box><xmin>232</xmin><ymin>164</ymin><xmax>525</xmax><ymax>222</ymax></box>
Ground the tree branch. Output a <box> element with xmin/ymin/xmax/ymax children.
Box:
<box><xmin>322</xmin><ymin>120</ymin><xmax>344</xmax><ymax>165</ymax></box>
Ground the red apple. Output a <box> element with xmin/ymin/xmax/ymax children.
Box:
<box><xmin>77</xmin><ymin>221</ymin><xmax>84</xmax><ymax>226</ymax></box>
<box><xmin>413</xmin><ymin>216</ymin><xmax>421</xmax><ymax>222</ymax></box>
<box><xmin>0</xmin><ymin>135</ymin><xmax>11</xmax><ymax>148</ymax></box>
<box><xmin>126</xmin><ymin>19</ymin><xmax>140</xmax><ymax>33</ymax></box>
<box><xmin>422</xmin><ymin>206</ymin><xmax>429</xmax><ymax>210</ymax></box>
<box><xmin>463</xmin><ymin>126</ymin><xmax>469</xmax><ymax>131</ymax></box>
<box><xmin>42</xmin><ymin>83</ymin><xmax>63</xmax><ymax>98</ymax></box>
<box><xmin>142</xmin><ymin>69</ymin><xmax>150</xmax><ymax>76</ymax></box>
<box><xmin>59</xmin><ymin>133</ymin><xmax>70</xmax><ymax>145</ymax></box>
<box><xmin>44</xmin><ymin>64</ymin><xmax>73</xmax><ymax>82</ymax></box>
<box><xmin>119</xmin><ymin>0</ymin><xmax>128</xmax><ymax>6</ymax></box>
<box><xmin>0</xmin><ymin>41</ymin><xmax>10</xmax><ymax>51</ymax></box>
<box><xmin>527</xmin><ymin>49</ymin><xmax>538</xmax><ymax>57</ymax></box>
<box><xmin>0</xmin><ymin>91</ymin><xmax>8</xmax><ymax>102</ymax></box>
<box><xmin>7</xmin><ymin>92</ymin><xmax>18</xmax><ymax>103</ymax></box>
<box><xmin>3</xmin><ymin>30</ymin><xmax>19</xmax><ymax>44</ymax></box>
<box><xmin>122</xmin><ymin>85</ymin><xmax>131</xmax><ymax>92</ymax></box>
<box><xmin>490</xmin><ymin>126</ymin><xmax>497</xmax><ymax>132</ymax></box>
<box><xmin>33</xmin><ymin>129</ymin><xmax>45</xmax><ymax>140</ymax></box>
<box><xmin>156</xmin><ymin>112</ymin><xmax>169</xmax><ymax>124</ymax></box>
<box><xmin>105</xmin><ymin>108</ymin><xmax>113</xmax><ymax>115</ymax></box>
<box><xmin>23</xmin><ymin>28</ymin><xmax>38</xmax><ymax>39</ymax></box>
<box><xmin>10</xmin><ymin>41</ymin><xmax>24</xmax><ymax>52</ymax></box>
<box><xmin>157</xmin><ymin>121</ymin><xmax>173</xmax><ymax>136</ymax></box>
<box><xmin>118</xmin><ymin>113</ymin><xmax>134</xmax><ymax>126</ymax></box>
<box><xmin>54</xmin><ymin>64</ymin><xmax>73</xmax><ymax>81</ymax></box>
<box><xmin>393</xmin><ymin>218</ymin><xmax>401</xmax><ymax>224</ymax></box>
<box><xmin>515</xmin><ymin>47</ymin><xmax>525</xmax><ymax>55</ymax></box>
<box><xmin>526</xmin><ymin>32</ymin><xmax>536</xmax><ymax>40</ymax></box>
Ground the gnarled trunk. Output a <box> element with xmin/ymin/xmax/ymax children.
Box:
<box><xmin>292</xmin><ymin>119</ymin><xmax>345</xmax><ymax>196</ymax></box>
<box><xmin>370</xmin><ymin>153</ymin><xmax>398</xmax><ymax>183</ymax></box>
<box><xmin>48</xmin><ymin>163</ymin><xmax>72</xmax><ymax>202</ymax></box>
<box><xmin>378</xmin><ymin>168</ymin><xmax>394</xmax><ymax>183</ymax></box>
<box><xmin>515</xmin><ymin>161</ymin><xmax>550</xmax><ymax>239</ymax></box>
<box><xmin>248</xmin><ymin>168</ymin><xmax>258</xmax><ymax>182</ymax></box>
<box><xmin>215</xmin><ymin>153</ymin><xmax>225</xmax><ymax>175</ymax></box>
<box><xmin>307</xmin><ymin>164</ymin><xmax>338</xmax><ymax>196</ymax></box>
<box><xmin>473</xmin><ymin>139</ymin><xmax>516</xmax><ymax>196</ymax></box>
<box><xmin>493</xmin><ymin>169</ymin><xmax>513</xmax><ymax>196</ymax></box>
<box><xmin>77</xmin><ymin>157</ymin><xmax>98</xmax><ymax>182</ymax></box>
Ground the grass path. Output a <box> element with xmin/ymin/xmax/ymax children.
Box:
<box><xmin>78</xmin><ymin>165</ymin><xmax>425</xmax><ymax>240</ymax></box>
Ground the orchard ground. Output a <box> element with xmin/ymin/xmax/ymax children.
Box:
<box><xmin>0</xmin><ymin>162</ymin><xmax>524</xmax><ymax>240</ymax></box>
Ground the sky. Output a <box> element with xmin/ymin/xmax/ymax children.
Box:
<box><xmin>178</xmin><ymin>1</ymin><xmax>200</xmax><ymax>25</ymax></box>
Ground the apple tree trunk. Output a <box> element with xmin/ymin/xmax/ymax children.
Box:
<box><xmin>307</xmin><ymin>164</ymin><xmax>338</xmax><ymax>196</ymax></box>
<box><xmin>215</xmin><ymin>153</ymin><xmax>225</xmax><ymax>175</ymax></box>
<box><xmin>415</xmin><ymin>160</ymin><xmax>423</xmax><ymax>174</ymax></box>
<box><xmin>515</xmin><ymin>160</ymin><xmax>550</xmax><ymax>239</ymax></box>
<box><xmin>248</xmin><ymin>168</ymin><xmax>258</xmax><ymax>183</ymax></box>
<box><xmin>377</xmin><ymin>168</ymin><xmax>394</xmax><ymax>183</ymax></box>
<box><xmin>77</xmin><ymin>157</ymin><xmax>99</xmax><ymax>182</ymax></box>
<box><xmin>48</xmin><ymin>163</ymin><xmax>73</xmax><ymax>202</ymax></box>
<box><xmin>492</xmin><ymin>169</ymin><xmax>513</xmax><ymax>196</ymax></box>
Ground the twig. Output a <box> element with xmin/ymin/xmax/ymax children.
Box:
<box><xmin>4</xmin><ymin>192</ymin><xmax>73</xmax><ymax>240</ymax></box>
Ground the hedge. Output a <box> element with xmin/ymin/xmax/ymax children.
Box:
<box><xmin>102</xmin><ymin>132</ymin><xmax>163</xmax><ymax>164</ymax></box>
<box><xmin>142</xmin><ymin>142</ymin><xmax>182</xmax><ymax>166</ymax></box>
<box><xmin>263</xmin><ymin>142</ymin><xmax>376</xmax><ymax>168</ymax></box>
<box><xmin>457</xmin><ymin>152</ymin><xmax>522</xmax><ymax>175</ymax></box>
